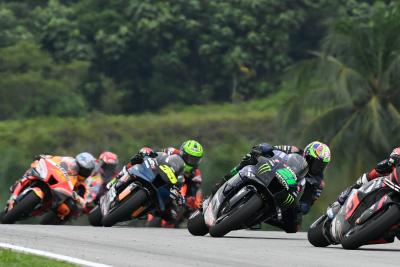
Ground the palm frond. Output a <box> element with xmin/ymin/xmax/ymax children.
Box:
<box><xmin>301</xmin><ymin>104</ymin><xmax>354</xmax><ymax>143</ymax></box>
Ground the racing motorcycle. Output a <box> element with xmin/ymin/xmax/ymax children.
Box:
<box><xmin>308</xmin><ymin>168</ymin><xmax>400</xmax><ymax>250</ymax></box>
<box><xmin>187</xmin><ymin>151</ymin><xmax>308</xmax><ymax>237</ymax></box>
<box><xmin>39</xmin><ymin>175</ymin><xmax>88</xmax><ymax>225</ymax></box>
<box><xmin>88</xmin><ymin>156</ymin><xmax>181</xmax><ymax>227</ymax></box>
<box><xmin>1</xmin><ymin>156</ymin><xmax>76</xmax><ymax>224</ymax></box>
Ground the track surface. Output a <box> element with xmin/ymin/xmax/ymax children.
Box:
<box><xmin>0</xmin><ymin>225</ymin><xmax>399</xmax><ymax>267</ymax></box>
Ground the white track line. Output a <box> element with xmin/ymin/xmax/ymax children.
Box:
<box><xmin>0</xmin><ymin>242</ymin><xmax>112</xmax><ymax>267</ymax></box>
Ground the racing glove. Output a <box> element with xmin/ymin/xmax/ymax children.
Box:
<box><xmin>251</xmin><ymin>143</ymin><xmax>274</xmax><ymax>157</ymax></box>
<box><xmin>129</xmin><ymin>153</ymin><xmax>145</xmax><ymax>165</ymax></box>
<box><xmin>169</xmin><ymin>186</ymin><xmax>184</xmax><ymax>206</ymax></box>
<box><xmin>390</xmin><ymin>147</ymin><xmax>400</xmax><ymax>165</ymax></box>
<box><xmin>238</xmin><ymin>153</ymin><xmax>258</xmax><ymax>169</ymax></box>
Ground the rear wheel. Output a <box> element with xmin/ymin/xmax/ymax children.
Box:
<box><xmin>342</xmin><ymin>204</ymin><xmax>400</xmax><ymax>250</ymax></box>
<box><xmin>209</xmin><ymin>194</ymin><xmax>263</xmax><ymax>237</ymax></box>
<box><xmin>187</xmin><ymin>210</ymin><xmax>208</xmax><ymax>236</ymax></box>
<box><xmin>102</xmin><ymin>189</ymin><xmax>147</xmax><ymax>227</ymax></box>
<box><xmin>40</xmin><ymin>210</ymin><xmax>65</xmax><ymax>225</ymax></box>
<box><xmin>1</xmin><ymin>191</ymin><xmax>41</xmax><ymax>224</ymax></box>
<box><xmin>88</xmin><ymin>206</ymin><xmax>103</xmax><ymax>226</ymax></box>
<box><xmin>307</xmin><ymin>215</ymin><xmax>331</xmax><ymax>247</ymax></box>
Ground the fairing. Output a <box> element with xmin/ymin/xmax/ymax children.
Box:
<box><xmin>203</xmin><ymin>151</ymin><xmax>297</xmax><ymax>228</ymax></box>
<box><xmin>330</xmin><ymin>177</ymin><xmax>393</xmax><ymax>243</ymax></box>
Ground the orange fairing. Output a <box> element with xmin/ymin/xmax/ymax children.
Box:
<box><xmin>132</xmin><ymin>206</ymin><xmax>145</xmax><ymax>218</ymax></box>
<box><xmin>32</xmin><ymin>187</ymin><xmax>45</xmax><ymax>199</ymax></box>
<box><xmin>33</xmin><ymin>158</ymin><xmax>74</xmax><ymax>197</ymax></box>
<box><xmin>118</xmin><ymin>187</ymin><xmax>132</xmax><ymax>201</ymax></box>
<box><xmin>57</xmin><ymin>203</ymin><xmax>71</xmax><ymax>217</ymax></box>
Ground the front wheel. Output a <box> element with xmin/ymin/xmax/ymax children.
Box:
<box><xmin>187</xmin><ymin>210</ymin><xmax>208</xmax><ymax>236</ymax></box>
<box><xmin>1</xmin><ymin>191</ymin><xmax>42</xmax><ymax>224</ymax></box>
<box><xmin>209</xmin><ymin>194</ymin><xmax>263</xmax><ymax>237</ymax></box>
<box><xmin>40</xmin><ymin>210</ymin><xmax>65</xmax><ymax>225</ymax></box>
<box><xmin>88</xmin><ymin>206</ymin><xmax>103</xmax><ymax>226</ymax></box>
<box><xmin>307</xmin><ymin>215</ymin><xmax>331</xmax><ymax>247</ymax></box>
<box><xmin>342</xmin><ymin>204</ymin><xmax>400</xmax><ymax>250</ymax></box>
<box><xmin>102</xmin><ymin>189</ymin><xmax>148</xmax><ymax>227</ymax></box>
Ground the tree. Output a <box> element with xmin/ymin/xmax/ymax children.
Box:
<box><xmin>0</xmin><ymin>41</ymin><xmax>88</xmax><ymax>119</ymax></box>
<box><xmin>283</xmin><ymin>2</ymin><xmax>400</xmax><ymax>178</ymax></box>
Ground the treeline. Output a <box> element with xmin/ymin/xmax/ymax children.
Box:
<box><xmin>0</xmin><ymin>0</ymin><xmax>352</xmax><ymax>119</ymax></box>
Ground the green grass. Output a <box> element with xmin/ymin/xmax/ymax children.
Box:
<box><xmin>0</xmin><ymin>249</ymin><xmax>76</xmax><ymax>267</ymax></box>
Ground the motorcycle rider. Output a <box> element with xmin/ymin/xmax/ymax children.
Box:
<box><xmin>323</xmin><ymin>147</ymin><xmax>400</xmax><ymax>244</ymax></box>
<box><xmin>10</xmin><ymin>152</ymin><xmax>96</xmax><ymax>211</ymax></box>
<box><xmin>213</xmin><ymin>141</ymin><xmax>331</xmax><ymax>232</ymax></box>
<box><xmin>111</xmin><ymin>140</ymin><xmax>204</xmax><ymax>227</ymax></box>
<box><xmin>146</xmin><ymin>140</ymin><xmax>204</xmax><ymax>227</ymax></box>
<box><xmin>86</xmin><ymin>151</ymin><xmax>119</xmax><ymax>210</ymax></box>
<box><xmin>110</xmin><ymin>147</ymin><xmax>186</xmax><ymax>225</ymax></box>
<box><xmin>163</xmin><ymin>140</ymin><xmax>204</xmax><ymax>212</ymax></box>
<box><xmin>330</xmin><ymin>147</ymin><xmax>400</xmax><ymax>216</ymax></box>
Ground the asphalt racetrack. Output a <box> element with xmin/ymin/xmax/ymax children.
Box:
<box><xmin>0</xmin><ymin>225</ymin><xmax>399</xmax><ymax>267</ymax></box>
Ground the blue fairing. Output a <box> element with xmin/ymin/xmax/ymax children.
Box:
<box><xmin>127</xmin><ymin>159</ymin><xmax>170</xmax><ymax>211</ymax></box>
<box><xmin>128</xmin><ymin>163</ymin><xmax>156</xmax><ymax>182</ymax></box>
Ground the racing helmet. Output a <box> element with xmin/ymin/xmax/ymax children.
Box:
<box><xmin>180</xmin><ymin>140</ymin><xmax>204</xmax><ymax>168</ymax></box>
<box><xmin>75</xmin><ymin>152</ymin><xmax>96</xmax><ymax>178</ymax></box>
<box><xmin>303</xmin><ymin>141</ymin><xmax>331</xmax><ymax>176</ymax></box>
<box><xmin>139</xmin><ymin>147</ymin><xmax>155</xmax><ymax>156</ymax></box>
<box><xmin>98</xmin><ymin>151</ymin><xmax>118</xmax><ymax>177</ymax></box>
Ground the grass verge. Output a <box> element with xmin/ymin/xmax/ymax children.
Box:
<box><xmin>0</xmin><ymin>249</ymin><xmax>77</xmax><ymax>267</ymax></box>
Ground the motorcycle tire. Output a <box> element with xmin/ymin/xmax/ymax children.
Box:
<box><xmin>307</xmin><ymin>215</ymin><xmax>331</xmax><ymax>247</ymax></box>
<box><xmin>187</xmin><ymin>210</ymin><xmax>209</xmax><ymax>236</ymax></box>
<box><xmin>40</xmin><ymin>210</ymin><xmax>65</xmax><ymax>225</ymax></box>
<box><xmin>342</xmin><ymin>204</ymin><xmax>400</xmax><ymax>250</ymax></box>
<box><xmin>146</xmin><ymin>216</ymin><xmax>162</xmax><ymax>227</ymax></box>
<box><xmin>88</xmin><ymin>205</ymin><xmax>103</xmax><ymax>226</ymax></box>
<box><xmin>209</xmin><ymin>194</ymin><xmax>263</xmax><ymax>237</ymax></box>
<box><xmin>1</xmin><ymin>191</ymin><xmax>41</xmax><ymax>224</ymax></box>
<box><xmin>102</xmin><ymin>189</ymin><xmax>147</xmax><ymax>227</ymax></box>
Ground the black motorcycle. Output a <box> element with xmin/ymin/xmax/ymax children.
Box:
<box><xmin>308</xmin><ymin>168</ymin><xmax>400</xmax><ymax>250</ymax></box>
<box><xmin>187</xmin><ymin>151</ymin><xmax>308</xmax><ymax>237</ymax></box>
<box><xmin>88</xmin><ymin>155</ymin><xmax>182</xmax><ymax>227</ymax></box>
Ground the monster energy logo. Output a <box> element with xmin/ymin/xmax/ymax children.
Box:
<box><xmin>282</xmin><ymin>194</ymin><xmax>294</xmax><ymax>206</ymax></box>
<box><xmin>257</xmin><ymin>163</ymin><xmax>272</xmax><ymax>175</ymax></box>
<box><xmin>276</xmin><ymin>168</ymin><xmax>297</xmax><ymax>186</ymax></box>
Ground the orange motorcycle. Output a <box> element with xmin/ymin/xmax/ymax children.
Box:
<box><xmin>1</xmin><ymin>156</ymin><xmax>75</xmax><ymax>224</ymax></box>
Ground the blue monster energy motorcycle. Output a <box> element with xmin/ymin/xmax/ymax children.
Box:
<box><xmin>88</xmin><ymin>155</ymin><xmax>183</xmax><ymax>227</ymax></box>
<box><xmin>187</xmin><ymin>151</ymin><xmax>308</xmax><ymax>237</ymax></box>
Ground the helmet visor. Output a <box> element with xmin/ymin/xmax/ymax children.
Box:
<box><xmin>79</xmin><ymin>166</ymin><xmax>93</xmax><ymax>178</ymax></box>
<box><xmin>182</xmin><ymin>153</ymin><xmax>202</xmax><ymax>167</ymax></box>
<box><xmin>101</xmin><ymin>164</ymin><xmax>117</xmax><ymax>181</ymax></box>
<box><xmin>307</xmin><ymin>156</ymin><xmax>328</xmax><ymax>176</ymax></box>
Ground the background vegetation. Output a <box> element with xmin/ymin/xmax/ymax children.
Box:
<box><xmin>1</xmin><ymin>0</ymin><xmax>399</xmax><ymax>228</ymax></box>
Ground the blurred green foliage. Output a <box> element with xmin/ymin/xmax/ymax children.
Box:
<box><xmin>0</xmin><ymin>0</ymin><xmax>346</xmax><ymax>118</ymax></box>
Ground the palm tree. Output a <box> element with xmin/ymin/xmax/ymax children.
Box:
<box><xmin>283</xmin><ymin>2</ymin><xmax>400</xmax><ymax>179</ymax></box>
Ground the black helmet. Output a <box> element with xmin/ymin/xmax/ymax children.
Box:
<box><xmin>75</xmin><ymin>152</ymin><xmax>96</xmax><ymax>178</ymax></box>
<box><xmin>286</xmin><ymin>153</ymin><xmax>309</xmax><ymax>179</ymax></box>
